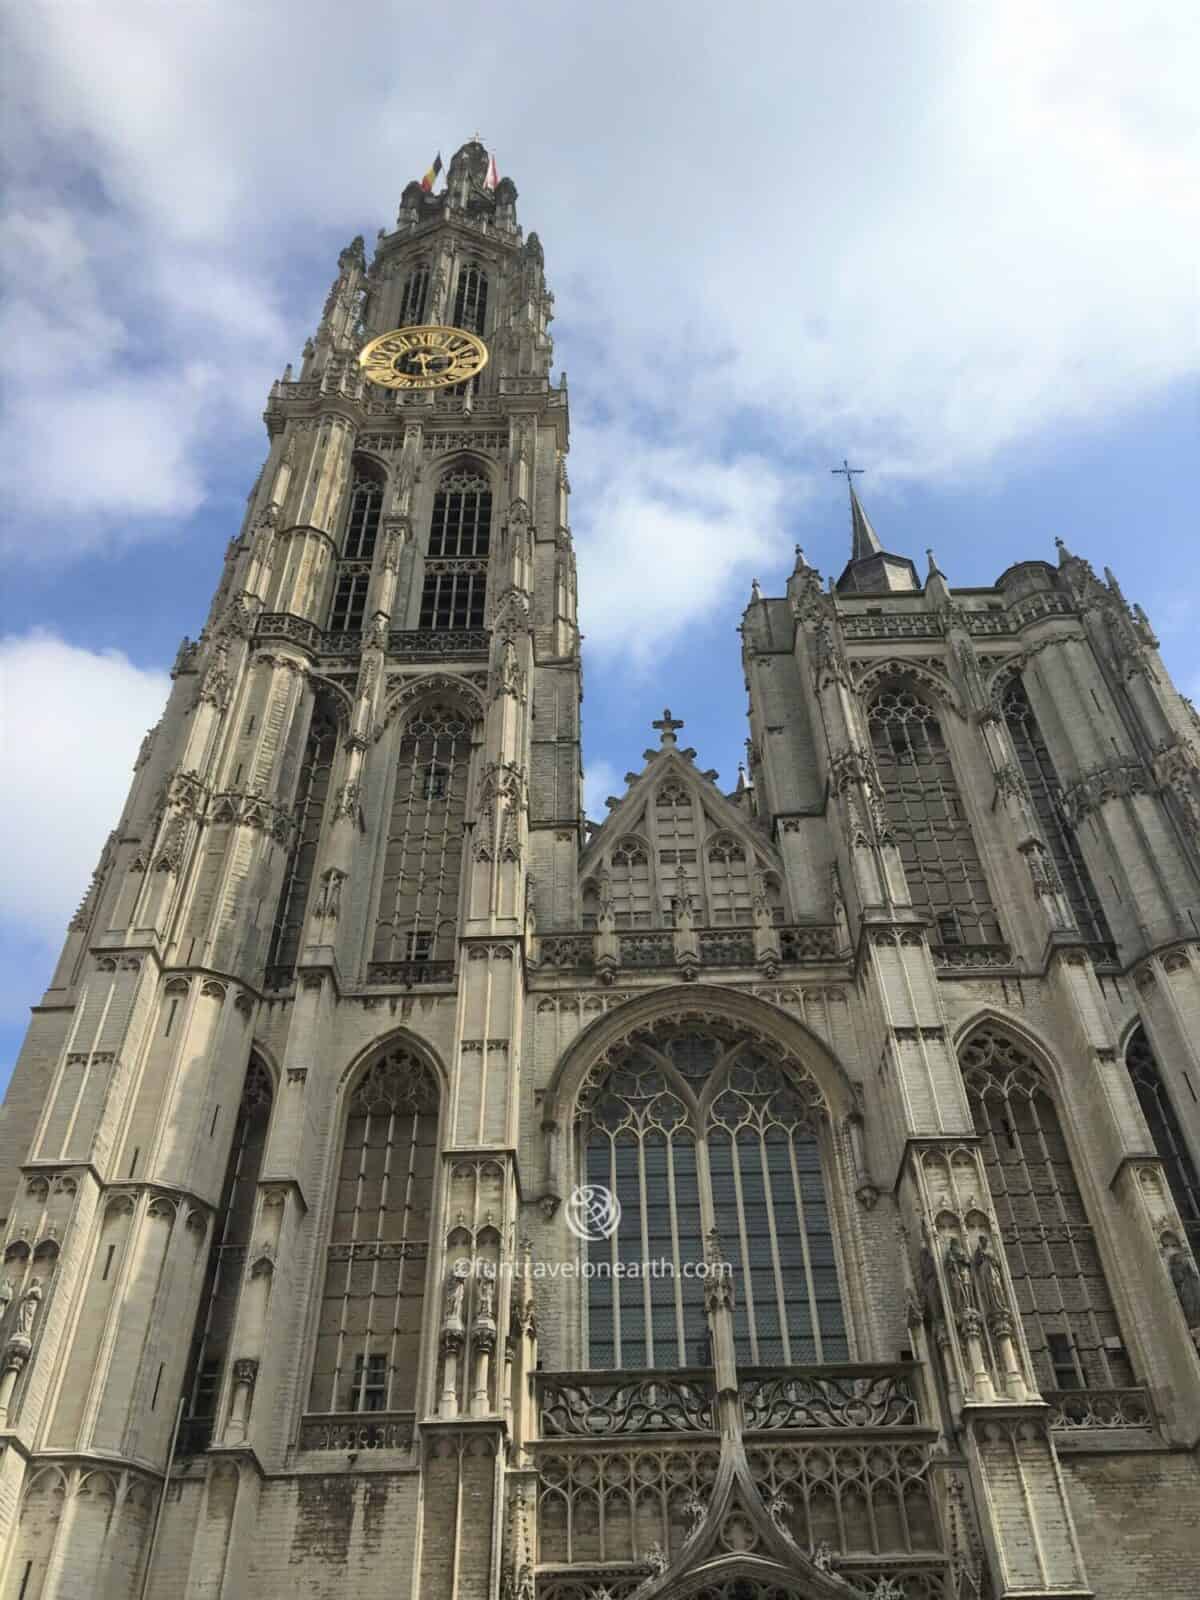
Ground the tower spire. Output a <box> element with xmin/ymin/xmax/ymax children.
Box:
<box><xmin>831</xmin><ymin>459</ymin><xmax>918</xmax><ymax>595</ymax></box>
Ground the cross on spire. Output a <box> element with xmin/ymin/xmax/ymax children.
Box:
<box><xmin>831</xmin><ymin>458</ymin><xmax>864</xmax><ymax>491</ymax></box>
<box><xmin>652</xmin><ymin>708</ymin><xmax>685</xmax><ymax>745</ymax></box>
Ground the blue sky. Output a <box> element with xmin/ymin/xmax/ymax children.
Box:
<box><xmin>1</xmin><ymin>1</ymin><xmax>1196</xmax><ymax>1088</ymax></box>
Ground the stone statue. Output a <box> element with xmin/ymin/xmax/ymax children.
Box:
<box><xmin>444</xmin><ymin>1266</ymin><xmax>467</xmax><ymax>1326</ymax></box>
<box><xmin>973</xmin><ymin>1234</ymin><xmax>1009</xmax><ymax>1319</ymax></box>
<box><xmin>918</xmin><ymin>1245</ymin><xmax>940</xmax><ymax>1320</ymax></box>
<box><xmin>476</xmin><ymin>1270</ymin><xmax>496</xmax><ymax>1323</ymax></box>
<box><xmin>0</xmin><ymin>1278</ymin><xmax>14</xmax><ymax>1319</ymax></box>
<box><xmin>1169</xmin><ymin>1249</ymin><xmax>1200</xmax><ymax>1328</ymax></box>
<box><xmin>944</xmin><ymin>1237</ymin><xmax>975</xmax><ymax>1318</ymax></box>
<box><xmin>15</xmin><ymin>1278</ymin><xmax>42</xmax><ymax>1339</ymax></box>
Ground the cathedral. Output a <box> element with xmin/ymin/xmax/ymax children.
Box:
<box><xmin>2</xmin><ymin>138</ymin><xmax>1200</xmax><ymax>1600</ymax></box>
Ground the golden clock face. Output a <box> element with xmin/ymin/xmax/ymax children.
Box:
<box><xmin>359</xmin><ymin>325</ymin><xmax>489</xmax><ymax>390</ymax></box>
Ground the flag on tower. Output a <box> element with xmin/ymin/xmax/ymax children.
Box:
<box><xmin>484</xmin><ymin>152</ymin><xmax>499</xmax><ymax>192</ymax></box>
<box><xmin>421</xmin><ymin>152</ymin><xmax>443</xmax><ymax>192</ymax></box>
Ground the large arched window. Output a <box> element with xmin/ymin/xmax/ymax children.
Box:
<box><xmin>179</xmin><ymin>1056</ymin><xmax>273</xmax><ymax>1453</ymax></box>
<box><xmin>869</xmin><ymin>686</ymin><xmax>1002</xmax><ymax>947</ymax></box>
<box><xmin>307</xmin><ymin>1048</ymin><xmax>439</xmax><ymax>1417</ymax></box>
<box><xmin>579</xmin><ymin>1022</ymin><xmax>848</xmax><ymax>1370</ymax></box>
<box><xmin>961</xmin><ymin>1027</ymin><xmax>1131</xmax><ymax>1392</ymax></box>
<box><xmin>1126</xmin><ymin>1025</ymin><xmax>1200</xmax><ymax>1250</ymax></box>
<box><xmin>452</xmin><ymin>263</ymin><xmax>488</xmax><ymax>335</ymax></box>
<box><xmin>1001</xmin><ymin>677</ymin><xmax>1112</xmax><ymax>944</ymax></box>
<box><xmin>419</xmin><ymin>468</ymin><xmax>491</xmax><ymax>630</ymax></box>
<box><xmin>267</xmin><ymin>699</ymin><xmax>338</xmax><ymax>973</ymax></box>
<box><xmin>373</xmin><ymin>703</ymin><xmax>472</xmax><ymax>966</ymax></box>
<box><xmin>328</xmin><ymin>464</ymin><xmax>383</xmax><ymax>634</ymax></box>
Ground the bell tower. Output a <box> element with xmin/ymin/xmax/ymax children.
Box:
<box><xmin>0</xmin><ymin>139</ymin><xmax>578</xmax><ymax>1597</ymax></box>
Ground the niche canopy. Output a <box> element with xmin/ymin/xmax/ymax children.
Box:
<box><xmin>359</xmin><ymin>324</ymin><xmax>489</xmax><ymax>390</ymax></box>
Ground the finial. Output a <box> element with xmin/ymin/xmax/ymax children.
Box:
<box><xmin>926</xmin><ymin>547</ymin><xmax>943</xmax><ymax>578</ymax></box>
<box><xmin>751</xmin><ymin>578</ymin><xmax>763</xmax><ymax>603</ymax></box>
<box><xmin>652</xmin><ymin>708</ymin><xmax>684</xmax><ymax>747</ymax></box>
<box><xmin>792</xmin><ymin>544</ymin><xmax>807</xmax><ymax>572</ymax></box>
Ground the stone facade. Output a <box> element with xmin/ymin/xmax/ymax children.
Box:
<box><xmin>1</xmin><ymin>140</ymin><xmax>1198</xmax><ymax>1599</ymax></box>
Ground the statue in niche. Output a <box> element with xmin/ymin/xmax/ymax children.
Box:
<box><xmin>476</xmin><ymin>1268</ymin><xmax>496</xmax><ymax>1323</ymax></box>
<box><xmin>973</xmin><ymin>1233</ymin><xmax>1009</xmax><ymax>1319</ymax></box>
<box><xmin>444</xmin><ymin>1263</ymin><xmax>468</xmax><ymax>1327</ymax></box>
<box><xmin>944</xmin><ymin>1237</ymin><xmax>975</xmax><ymax>1318</ymax></box>
<box><xmin>918</xmin><ymin>1245</ymin><xmax>940</xmax><ymax>1320</ymax></box>
<box><xmin>14</xmin><ymin>1278</ymin><xmax>42</xmax><ymax>1339</ymax></box>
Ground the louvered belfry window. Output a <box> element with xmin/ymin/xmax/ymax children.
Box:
<box><xmin>267</xmin><ymin>701</ymin><xmax>338</xmax><ymax>971</ymax></box>
<box><xmin>961</xmin><ymin>1026</ymin><xmax>1131</xmax><ymax>1392</ymax></box>
<box><xmin>452</xmin><ymin>264</ymin><xmax>488</xmax><ymax>335</ymax></box>
<box><xmin>398</xmin><ymin>263</ymin><xmax>429</xmax><ymax>326</ymax></box>
<box><xmin>869</xmin><ymin>686</ymin><xmax>1002</xmax><ymax>946</ymax></box>
<box><xmin>1001</xmin><ymin>677</ymin><xmax>1112</xmax><ymax>944</ymax></box>
<box><xmin>579</xmin><ymin>1024</ymin><xmax>847</xmax><ymax>1370</ymax></box>
<box><xmin>307</xmin><ymin>1049</ymin><xmax>438</xmax><ymax>1416</ymax></box>
<box><xmin>1125</xmin><ymin>1025</ymin><xmax>1200</xmax><ymax>1250</ymax></box>
<box><xmin>373</xmin><ymin>705</ymin><xmax>471</xmax><ymax>965</ymax></box>
<box><xmin>328</xmin><ymin>467</ymin><xmax>383</xmax><ymax>634</ymax></box>
<box><xmin>179</xmin><ymin>1058</ymin><xmax>273</xmax><ymax>1452</ymax></box>
<box><xmin>419</xmin><ymin>469</ymin><xmax>491</xmax><ymax>631</ymax></box>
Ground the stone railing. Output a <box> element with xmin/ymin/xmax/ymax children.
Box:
<box><xmin>537</xmin><ymin>1371</ymin><xmax>716</xmax><ymax>1436</ymax></box>
<box><xmin>739</xmin><ymin>1364</ymin><xmax>923</xmax><ymax>1431</ymax></box>
<box><xmin>779</xmin><ymin>925</ymin><xmax>841</xmax><ymax>962</ymax></box>
<box><xmin>618</xmin><ymin>931</ymin><xmax>675</xmax><ymax>968</ymax></box>
<box><xmin>364</xmin><ymin>960</ymin><xmax>455</xmax><ymax>987</ymax></box>
<box><xmin>1044</xmin><ymin>1387</ymin><xmax>1155</xmax><ymax>1431</ymax></box>
<box><xmin>537</xmin><ymin>934</ymin><xmax>595</xmax><ymax>972</ymax></box>
<box><xmin>698</xmin><ymin>928</ymin><xmax>755</xmax><ymax>966</ymax></box>
<box><xmin>298</xmin><ymin>1411</ymin><xmax>415</xmax><ymax>1451</ymax></box>
<box><xmin>931</xmin><ymin>942</ymin><xmax>1014</xmax><ymax>971</ymax></box>
<box><xmin>387</xmin><ymin>627</ymin><xmax>489</xmax><ymax>658</ymax></box>
<box><xmin>256</xmin><ymin>612</ymin><xmax>322</xmax><ymax>653</ymax></box>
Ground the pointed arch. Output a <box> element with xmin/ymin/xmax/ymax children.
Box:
<box><xmin>179</xmin><ymin>1053</ymin><xmax>275</xmax><ymax>1454</ymax></box>
<box><xmin>419</xmin><ymin>460</ymin><xmax>493</xmax><ymax>631</ymax></box>
<box><xmin>307</xmin><ymin>1037</ymin><xmax>442</xmax><ymax>1418</ymax></box>
<box><xmin>867</xmin><ymin>680</ymin><xmax>1002</xmax><ymax>948</ymax></box>
<box><xmin>329</xmin><ymin>456</ymin><xmax>385</xmax><ymax>633</ymax></box>
<box><xmin>855</xmin><ymin>657</ymin><xmax>960</xmax><ymax>715</ymax></box>
<box><xmin>452</xmin><ymin>261</ymin><xmax>489</xmax><ymax>336</ymax></box>
<box><xmin>397</xmin><ymin>259</ymin><xmax>430</xmax><ymax>325</ymax></box>
<box><xmin>956</xmin><ymin>1020</ymin><xmax>1132</xmax><ymax>1393</ymax></box>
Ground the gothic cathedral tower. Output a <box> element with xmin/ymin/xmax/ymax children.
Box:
<box><xmin>1</xmin><ymin>141</ymin><xmax>1199</xmax><ymax>1600</ymax></box>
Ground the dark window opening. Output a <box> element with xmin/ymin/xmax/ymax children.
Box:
<box><xmin>329</xmin><ymin>570</ymin><xmax>370</xmax><ymax>633</ymax></box>
<box><xmin>452</xmin><ymin>265</ymin><xmax>488</xmax><ymax>335</ymax></box>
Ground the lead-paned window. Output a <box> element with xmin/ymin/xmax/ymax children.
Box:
<box><xmin>1001</xmin><ymin>678</ymin><xmax>1112</xmax><ymax>944</ymax></box>
<box><xmin>418</xmin><ymin>570</ymin><xmax>486</xmax><ymax>630</ymax></box>
<box><xmin>1126</xmin><ymin>1025</ymin><xmax>1200</xmax><ymax>1250</ymax></box>
<box><xmin>179</xmin><ymin>1058</ymin><xmax>274</xmax><ymax>1452</ymax></box>
<box><xmin>307</xmin><ymin>1050</ymin><xmax>438</xmax><ymax>1416</ymax></box>
<box><xmin>580</xmin><ymin>1025</ymin><xmax>847</xmax><ymax>1370</ymax></box>
<box><xmin>267</xmin><ymin>702</ymin><xmax>338</xmax><ymax>971</ymax></box>
<box><xmin>420</xmin><ymin>469</ymin><xmax>491</xmax><ymax>631</ymax></box>
<box><xmin>373</xmin><ymin>705</ymin><xmax>471</xmax><ymax>964</ymax></box>
<box><xmin>962</xmin><ymin>1027</ymin><xmax>1132</xmax><ymax>1392</ymax></box>
<box><xmin>869</xmin><ymin>686</ymin><xmax>1002</xmax><ymax>945</ymax></box>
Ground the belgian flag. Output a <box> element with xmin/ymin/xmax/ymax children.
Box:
<box><xmin>421</xmin><ymin>152</ymin><xmax>443</xmax><ymax>192</ymax></box>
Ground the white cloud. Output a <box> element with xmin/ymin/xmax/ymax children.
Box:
<box><xmin>582</xmin><ymin>760</ymin><xmax>620</xmax><ymax>823</ymax></box>
<box><xmin>0</xmin><ymin>632</ymin><xmax>170</xmax><ymax>944</ymax></box>
<box><xmin>1</xmin><ymin>0</ymin><xmax>1195</xmax><ymax>605</ymax></box>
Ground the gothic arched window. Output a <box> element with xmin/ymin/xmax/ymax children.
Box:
<box><xmin>179</xmin><ymin>1057</ymin><xmax>273</xmax><ymax>1452</ymax></box>
<box><xmin>452</xmin><ymin>264</ymin><xmax>488</xmax><ymax>335</ymax></box>
<box><xmin>869</xmin><ymin>686</ymin><xmax>1002</xmax><ymax>947</ymax></box>
<box><xmin>307</xmin><ymin>1048</ymin><xmax>439</xmax><ymax>1417</ymax></box>
<box><xmin>579</xmin><ymin>1023</ymin><xmax>847</xmax><ymax>1370</ymax></box>
<box><xmin>707</xmin><ymin>835</ymin><xmax>751</xmax><ymax>926</ymax></box>
<box><xmin>398</xmin><ymin>262</ymin><xmax>430</xmax><ymax>325</ymax></box>
<box><xmin>1126</xmin><ymin>1025</ymin><xmax>1200</xmax><ymax>1250</ymax></box>
<box><xmin>609</xmin><ymin>837</ymin><xmax>651</xmax><ymax>928</ymax></box>
<box><xmin>419</xmin><ymin>469</ymin><xmax>491</xmax><ymax>630</ymax></box>
<box><xmin>329</xmin><ymin>464</ymin><xmax>384</xmax><ymax>634</ymax></box>
<box><xmin>961</xmin><ymin>1027</ymin><xmax>1132</xmax><ymax>1392</ymax></box>
<box><xmin>267</xmin><ymin>700</ymin><xmax>338</xmax><ymax>973</ymax></box>
<box><xmin>373</xmin><ymin>704</ymin><xmax>472</xmax><ymax>966</ymax></box>
<box><xmin>1001</xmin><ymin>677</ymin><xmax>1112</xmax><ymax>945</ymax></box>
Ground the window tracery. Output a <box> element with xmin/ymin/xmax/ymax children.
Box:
<box><xmin>419</xmin><ymin>468</ymin><xmax>491</xmax><ymax>629</ymax></box>
<box><xmin>1001</xmin><ymin>677</ymin><xmax>1111</xmax><ymax>943</ymax></box>
<box><xmin>960</xmin><ymin>1026</ymin><xmax>1131</xmax><ymax>1391</ymax></box>
<box><xmin>609</xmin><ymin>836</ymin><xmax>652</xmax><ymax>929</ymax></box>
<box><xmin>1126</xmin><ymin>1025</ymin><xmax>1200</xmax><ymax>1249</ymax></box>
<box><xmin>307</xmin><ymin>1048</ymin><xmax>439</xmax><ymax>1417</ymax></box>
<box><xmin>179</xmin><ymin>1057</ymin><xmax>273</xmax><ymax>1452</ymax></box>
<box><xmin>869</xmin><ymin>687</ymin><xmax>1001</xmax><ymax>945</ymax></box>
<box><xmin>578</xmin><ymin>1022</ymin><xmax>847</xmax><ymax>1370</ymax></box>
<box><xmin>267</xmin><ymin>701</ymin><xmax>338</xmax><ymax>971</ymax></box>
<box><xmin>373</xmin><ymin>705</ymin><xmax>471</xmax><ymax>963</ymax></box>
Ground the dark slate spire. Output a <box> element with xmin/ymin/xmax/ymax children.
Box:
<box><xmin>831</xmin><ymin>465</ymin><xmax>920</xmax><ymax>596</ymax></box>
